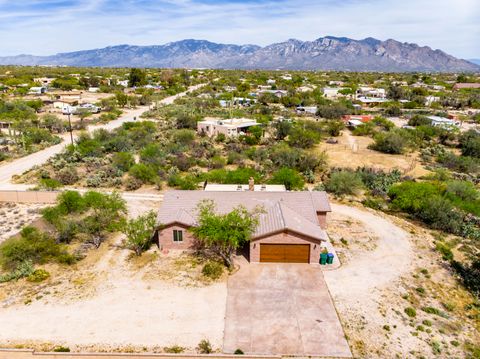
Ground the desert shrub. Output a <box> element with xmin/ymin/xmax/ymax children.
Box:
<box><xmin>369</xmin><ymin>129</ymin><xmax>415</xmax><ymax>154</ymax></box>
<box><xmin>408</xmin><ymin>115</ymin><xmax>431</xmax><ymax>127</ymax></box>
<box><xmin>437</xmin><ymin>151</ymin><xmax>480</xmax><ymax>174</ymax></box>
<box><xmin>356</xmin><ymin>167</ymin><xmax>401</xmax><ymax>195</ymax></box>
<box><xmin>53</xmin><ymin>346</ymin><xmax>70</xmax><ymax>352</ymax></box>
<box><xmin>55</xmin><ymin>166</ymin><xmax>79</xmax><ymax>185</ymax></box>
<box><xmin>352</xmin><ymin>122</ymin><xmax>376</xmax><ymax>136</ymax></box>
<box><xmin>404</xmin><ymin>307</ymin><xmax>416</xmax><ymax>317</ymax></box>
<box><xmin>436</xmin><ymin>241</ymin><xmax>454</xmax><ymax>261</ymax></box>
<box><xmin>27</xmin><ymin>268</ymin><xmax>50</xmax><ymax>282</ymax></box>
<box><xmin>0</xmin><ymin>260</ymin><xmax>34</xmax><ymax>283</ymax></box>
<box><xmin>459</xmin><ymin>129</ymin><xmax>480</xmax><ymax>158</ymax></box>
<box><xmin>451</xmin><ymin>260</ymin><xmax>480</xmax><ymax>297</ymax></box>
<box><xmin>164</xmin><ymin>345</ymin><xmax>185</xmax><ymax>354</ymax></box>
<box><xmin>324</xmin><ymin>120</ymin><xmax>345</xmax><ymax>136</ymax></box>
<box><xmin>197</xmin><ymin>339</ymin><xmax>213</xmax><ymax>354</ymax></box>
<box><xmin>202</xmin><ymin>261</ymin><xmax>224</xmax><ymax>280</ymax></box>
<box><xmin>234</xmin><ymin>349</ymin><xmax>244</xmax><ymax>355</ymax></box>
<box><xmin>324</xmin><ymin>170</ymin><xmax>363</xmax><ymax>196</ymax></box>
<box><xmin>38</xmin><ymin>178</ymin><xmax>62</xmax><ymax>190</ymax></box>
<box><xmin>173</xmin><ymin>129</ymin><xmax>195</xmax><ymax>146</ymax></box>
<box><xmin>288</xmin><ymin>127</ymin><xmax>321</xmax><ymax>149</ymax></box>
<box><xmin>269</xmin><ymin>167</ymin><xmax>305</xmax><ymax>190</ymax></box>
<box><xmin>421</xmin><ymin>306</ymin><xmax>448</xmax><ymax>318</ymax></box>
<box><xmin>112</xmin><ymin>152</ymin><xmax>135</xmax><ymax>172</ymax></box>
<box><xmin>129</xmin><ymin>163</ymin><xmax>157</xmax><ymax>183</ymax></box>
<box><xmin>57</xmin><ymin>190</ymin><xmax>85</xmax><ymax>214</ymax></box>
<box><xmin>0</xmin><ymin>227</ymin><xmax>75</xmax><ymax>271</ymax></box>
<box><xmin>316</xmin><ymin>103</ymin><xmax>350</xmax><ymax>119</ymax></box>
<box><xmin>124</xmin><ymin>175</ymin><xmax>143</xmax><ymax>190</ymax></box>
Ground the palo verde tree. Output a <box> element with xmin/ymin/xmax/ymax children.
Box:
<box><xmin>190</xmin><ymin>200</ymin><xmax>261</xmax><ymax>268</ymax></box>
<box><xmin>121</xmin><ymin>211</ymin><xmax>157</xmax><ymax>256</ymax></box>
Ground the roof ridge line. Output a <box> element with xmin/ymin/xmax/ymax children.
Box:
<box><xmin>276</xmin><ymin>201</ymin><xmax>287</xmax><ymax>229</ymax></box>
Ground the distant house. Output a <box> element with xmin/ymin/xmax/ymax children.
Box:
<box><xmin>88</xmin><ymin>87</ymin><xmax>100</xmax><ymax>93</ymax></box>
<box><xmin>117</xmin><ymin>80</ymin><xmax>129</xmax><ymax>87</ymax></box>
<box><xmin>267</xmin><ymin>79</ymin><xmax>276</xmax><ymax>85</ymax></box>
<box><xmin>342</xmin><ymin>115</ymin><xmax>373</xmax><ymax>123</ymax></box>
<box><xmin>356</xmin><ymin>87</ymin><xmax>386</xmax><ymax>99</ymax></box>
<box><xmin>425</xmin><ymin>96</ymin><xmax>440</xmax><ymax>106</ymax></box>
<box><xmin>427</xmin><ymin>116</ymin><xmax>460</xmax><ymax>128</ymax></box>
<box><xmin>204</xmin><ymin>183</ymin><xmax>286</xmax><ymax>192</ymax></box>
<box><xmin>28</xmin><ymin>86</ymin><xmax>47</xmax><ymax>95</ymax></box>
<box><xmin>34</xmin><ymin>77</ymin><xmax>55</xmax><ymax>86</ymax></box>
<box><xmin>258</xmin><ymin>89</ymin><xmax>288</xmax><ymax>98</ymax></box>
<box><xmin>156</xmin><ymin>189</ymin><xmax>332</xmax><ymax>264</ymax></box>
<box><xmin>453</xmin><ymin>83</ymin><xmax>480</xmax><ymax>91</ymax></box>
<box><xmin>296</xmin><ymin>106</ymin><xmax>318</xmax><ymax>115</ymax></box>
<box><xmin>281</xmin><ymin>74</ymin><xmax>292</xmax><ymax>81</ymax></box>
<box><xmin>322</xmin><ymin>87</ymin><xmax>344</xmax><ymax>99</ymax></box>
<box><xmin>197</xmin><ymin>118</ymin><xmax>258</xmax><ymax>137</ymax></box>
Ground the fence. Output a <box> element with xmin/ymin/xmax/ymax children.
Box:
<box><xmin>0</xmin><ymin>349</ymin><xmax>279</xmax><ymax>359</ymax></box>
<box><xmin>0</xmin><ymin>190</ymin><xmax>59</xmax><ymax>203</ymax></box>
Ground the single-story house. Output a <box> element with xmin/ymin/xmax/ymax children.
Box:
<box><xmin>296</xmin><ymin>106</ymin><xmax>318</xmax><ymax>115</ymax></box>
<box><xmin>427</xmin><ymin>116</ymin><xmax>460</xmax><ymax>128</ymax></box>
<box><xmin>28</xmin><ymin>86</ymin><xmax>47</xmax><ymax>95</ymax></box>
<box><xmin>342</xmin><ymin>115</ymin><xmax>373</xmax><ymax>123</ymax></box>
<box><xmin>156</xmin><ymin>189</ymin><xmax>332</xmax><ymax>264</ymax></box>
<box><xmin>197</xmin><ymin>118</ymin><xmax>258</xmax><ymax>137</ymax></box>
<box><xmin>453</xmin><ymin>83</ymin><xmax>480</xmax><ymax>91</ymax></box>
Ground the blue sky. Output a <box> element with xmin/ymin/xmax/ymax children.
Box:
<box><xmin>0</xmin><ymin>0</ymin><xmax>479</xmax><ymax>58</ymax></box>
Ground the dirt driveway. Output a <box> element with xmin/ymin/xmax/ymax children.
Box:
<box><xmin>223</xmin><ymin>263</ymin><xmax>352</xmax><ymax>357</ymax></box>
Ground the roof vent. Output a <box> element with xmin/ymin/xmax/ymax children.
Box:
<box><xmin>236</xmin><ymin>185</ymin><xmax>242</xmax><ymax>191</ymax></box>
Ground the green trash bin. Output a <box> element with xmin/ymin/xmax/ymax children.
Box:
<box><xmin>320</xmin><ymin>252</ymin><xmax>328</xmax><ymax>265</ymax></box>
<box><xmin>327</xmin><ymin>253</ymin><xmax>334</xmax><ymax>264</ymax></box>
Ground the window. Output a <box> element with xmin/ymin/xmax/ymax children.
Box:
<box><xmin>173</xmin><ymin>229</ymin><xmax>183</xmax><ymax>242</ymax></box>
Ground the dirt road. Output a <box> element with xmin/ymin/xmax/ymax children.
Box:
<box><xmin>0</xmin><ymin>84</ymin><xmax>206</xmax><ymax>186</ymax></box>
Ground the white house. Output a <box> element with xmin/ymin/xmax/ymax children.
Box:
<box><xmin>323</xmin><ymin>87</ymin><xmax>344</xmax><ymax>99</ymax></box>
<box><xmin>28</xmin><ymin>86</ymin><xmax>47</xmax><ymax>95</ymax></box>
<box><xmin>427</xmin><ymin>116</ymin><xmax>459</xmax><ymax>128</ymax></box>
<box><xmin>197</xmin><ymin>118</ymin><xmax>258</xmax><ymax>137</ymax></box>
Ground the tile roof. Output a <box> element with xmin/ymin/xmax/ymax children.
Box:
<box><xmin>157</xmin><ymin>190</ymin><xmax>330</xmax><ymax>241</ymax></box>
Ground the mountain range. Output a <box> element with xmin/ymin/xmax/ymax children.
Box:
<box><xmin>0</xmin><ymin>37</ymin><xmax>479</xmax><ymax>72</ymax></box>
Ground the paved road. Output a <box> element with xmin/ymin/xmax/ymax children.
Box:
<box><xmin>0</xmin><ymin>84</ymin><xmax>206</xmax><ymax>186</ymax></box>
<box><xmin>223</xmin><ymin>263</ymin><xmax>352</xmax><ymax>357</ymax></box>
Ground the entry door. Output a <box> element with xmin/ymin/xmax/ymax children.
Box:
<box><xmin>260</xmin><ymin>244</ymin><xmax>310</xmax><ymax>263</ymax></box>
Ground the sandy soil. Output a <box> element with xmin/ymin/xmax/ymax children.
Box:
<box><xmin>0</xmin><ymin>238</ymin><xmax>227</xmax><ymax>352</ymax></box>
<box><xmin>0</xmin><ymin>202</ymin><xmax>45</xmax><ymax>244</ymax></box>
<box><xmin>324</xmin><ymin>203</ymin><xmax>479</xmax><ymax>358</ymax></box>
<box><xmin>318</xmin><ymin>131</ymin><xmax>430</xmax><ymax>178</ymax></box>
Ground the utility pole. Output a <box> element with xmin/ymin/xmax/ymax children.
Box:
<box><xmin>67</xmin><ymin>111</ymin><xmax>74</xmax><ymax>146</ymax></box>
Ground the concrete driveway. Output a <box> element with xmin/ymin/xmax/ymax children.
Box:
<box><xmin>223</xmin><ymin>264</ymin><xmax>352</xmax><ymax>357</ymax></box>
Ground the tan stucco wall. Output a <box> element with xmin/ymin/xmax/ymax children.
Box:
<box><xmin>158</xmin><ymin>224</ymin><xmax>196</xmax><ymax>250</ymax></box>
<box><xmin>249</xmin><ymin>231</ymin><xmax>323</xmax><ymax>264</ymax></box>
<box><xmin>0</xmin><ymin>191</ymin><xmax>59</xmax><ymax>204</ymax></box>
<box><xmin>317</xmin><ymin>212</ymin><xmax>328</xmax><ymax>229</ymax></box>
<box><xmin>0</xmin><ymin>349</ymin><xmax>279</xmax><ymax>359</ymax></box>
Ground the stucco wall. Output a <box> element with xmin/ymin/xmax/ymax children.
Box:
<box><xmin>249</xmin><ymin>231</ymin><xmax>323</xmax><ymax>264</ymax></box>
<box><xmin>0</xmin><ymin>190</ymin><xmax>58</xmax><ymax>203</ymax></box>
<box><xmin>157</xmin><ymin>224</ymin><xmax>196</xmax><ymax>250</ymax></box>
<box><xmin>0</xmin><ymin>349</ymin><xmax>279</xmax><ymax>359</ymax></box>
<box><xmin>317</xmin><ymin>212</ymin><xmax>328</xmax><ymax>229</ymax></box>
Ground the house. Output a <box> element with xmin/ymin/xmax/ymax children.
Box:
<box><xmin>342</xmin><ymin>115</ymin><xmax>373</xmax><ymax>123</ymax></box>
<box><xmin>197</xmin><ymin>118</ymin><xmax>258</xmax><ymax>137</ymax></box>
<box><xmin>453</xmin><ymin>83</ymin><xmax>480</xmax><ymax>91</ymax></box>
<box><xmin>204</xmin><ymin>183</ymin><xmax>286</xmax><ymax>192</ymax></box>
<box><xmin>34</xmin><ymin>77</ymin><xmax>55</xmax><ymax>86</ymax></box>
<box><xmin>258</xmin><ymin>89</ymin><xmax>288</xmax><ymax>98</ymax></box>
<box><xmin>427</xmin><ymin>116</ymin><xmax>460</xmax><ymax>128</ymax></box>
<box><xmin>28</xmin><ymin>86</ymin><xmax>47</xmax><ymax>95</ymax></box>
<box><xmin>156</xmin><ymin>188</ymin><xmax>332</xmax><ymax>263</ymax></box>
<box><xmin>296</xmin><ymin>106</ymin><xmax>318</xmax><ymax>115</ymax></box>
<box><xmin>425</xmin><ymin>96</ymin><xmax>440</xmax><ymax>106</ymax></box>
<box><xmin>323</xmin><ymin>87</ymin><xmax>344</xmax><ymax>99</ymax></box>
<box><xmin>356</xmin><ymin>87</ymin><xmax>386</xmax><ymax>99</ymax></box>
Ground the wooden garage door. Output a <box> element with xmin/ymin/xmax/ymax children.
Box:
<box><xmin>260</xmin><ymin>244</ymin><xmax>310</xmax><ymax>263</ymax></box>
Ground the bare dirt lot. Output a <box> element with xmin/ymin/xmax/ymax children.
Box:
<box><xmin>325</xmin><ymin>202</ymin><xmax>479</xmax><ymax>358</ymax></box>
<box><xmin>0</xmin><ymin>203</ymin><xmax>45</xmax><ymax>244</ymax></box>
<box><xmin>318</xmin><ymin>131</ymin><xmax>430</xmax><ymax>178</ymax></box>
<box><xmin>0</xmin><ymin>239</ymin><xmax>227</xmax><ymax>353</ymax></box>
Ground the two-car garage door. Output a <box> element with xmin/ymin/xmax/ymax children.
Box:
<box><xmin>260</xmin><ymin>244</ymin><xmax>310</xmax><ymax>263</ymax></box>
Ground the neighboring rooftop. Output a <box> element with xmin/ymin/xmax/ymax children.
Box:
<box><xmin>204</xmin><ymin>183</ymin><xmax>286</xmax><ymax>192</ymax></box>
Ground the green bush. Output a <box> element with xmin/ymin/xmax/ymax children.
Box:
<box><xmin>112</xmin><ymin>152</ymin><xmax>135</xmax><ymax>172</ymax></box>
<box><xmin>234</xmin><ymin>349</ymin><xmax>244</xmax><ymax>355</ymax></box>
<box><xmin>129</xmin><ymin>163</ymin><xmax>157</xmax><ymax>183</ymax></box>
<box><xmin>53</xmin><ymin>346</ymin><xmax>70</xmax><ymax>352</ymax></box>
<box><xmin>404</xmin><ymin>307</ymin><xmax>416</xmax><ymax>318</ymax></box>
<box><xmin>369</xmin><ymin>129</ymin><xmax>415</xmax><ymax>154</ymax></box>
<box><xmin>164</xmin><ymin>345</ymin><xmax>185</xmax><ymax>353</ymax></box>
<box><xmin>0</xmin><ymin>227</ymin><xmax>75</xmax><ymax>271</ymax></box>
<box><xmin>269</xmin><ymin>167</ymin><xmax>305</xmax><ymax>191</ymax></box>
<box><xmin>27</xmin><ymin>269</ymin><xmax>50</xmax><ymax>282</ymax></box>
<box><xmin>0</xmin><ymin>260</ymin><xmax>34</xmax><ymax>283</ymax></box>
<box><xmin>197</xmin><ymin>339</ymin><xmax>213</xmax><ymax>354</ymax></box>
<box><xmin>202</xmin><ymin>261</ymin><xmax>224</xmax><ymax>280</ymax></box>
<box><xmin>324</xmin><ymin>171</ymin><xmax>363</xmax><ymax>196</ymax></box>
<box><xmin>39</xmin><ymin>178</ymin><xmax>62</xmax><ymax>190</ymax></box>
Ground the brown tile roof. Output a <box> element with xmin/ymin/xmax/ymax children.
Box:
<box><xmin>157</xmin><ymin>190</ymin><xmax>330</xmax><ymax>241</ymax></box>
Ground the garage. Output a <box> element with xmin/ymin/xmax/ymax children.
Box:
<box><xmin>260</xmin><ymin>244</ymin><xmax>310</xmax><ymax>263</ymax></box>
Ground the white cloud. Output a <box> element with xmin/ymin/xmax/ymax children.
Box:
<box><xmin>0</xmin><ymin>0</ymin><xmax>478</xmax><ymax>58</ymax></box>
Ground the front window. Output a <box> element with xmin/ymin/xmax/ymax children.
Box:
<box><xmin>173</xmin><ymin>229</ymin><xmax>183</xmax><ymax>242</ymax></box>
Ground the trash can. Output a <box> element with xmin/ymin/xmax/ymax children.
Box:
<box><xmin>327</xmin><ymin>253</ymin><xmax>334</xmax><ymax>264</ymax></box>
<box><xmin>320</xmin><ymin>252</ymin><xmax>328</xmax><ymax>265</ymax></box>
